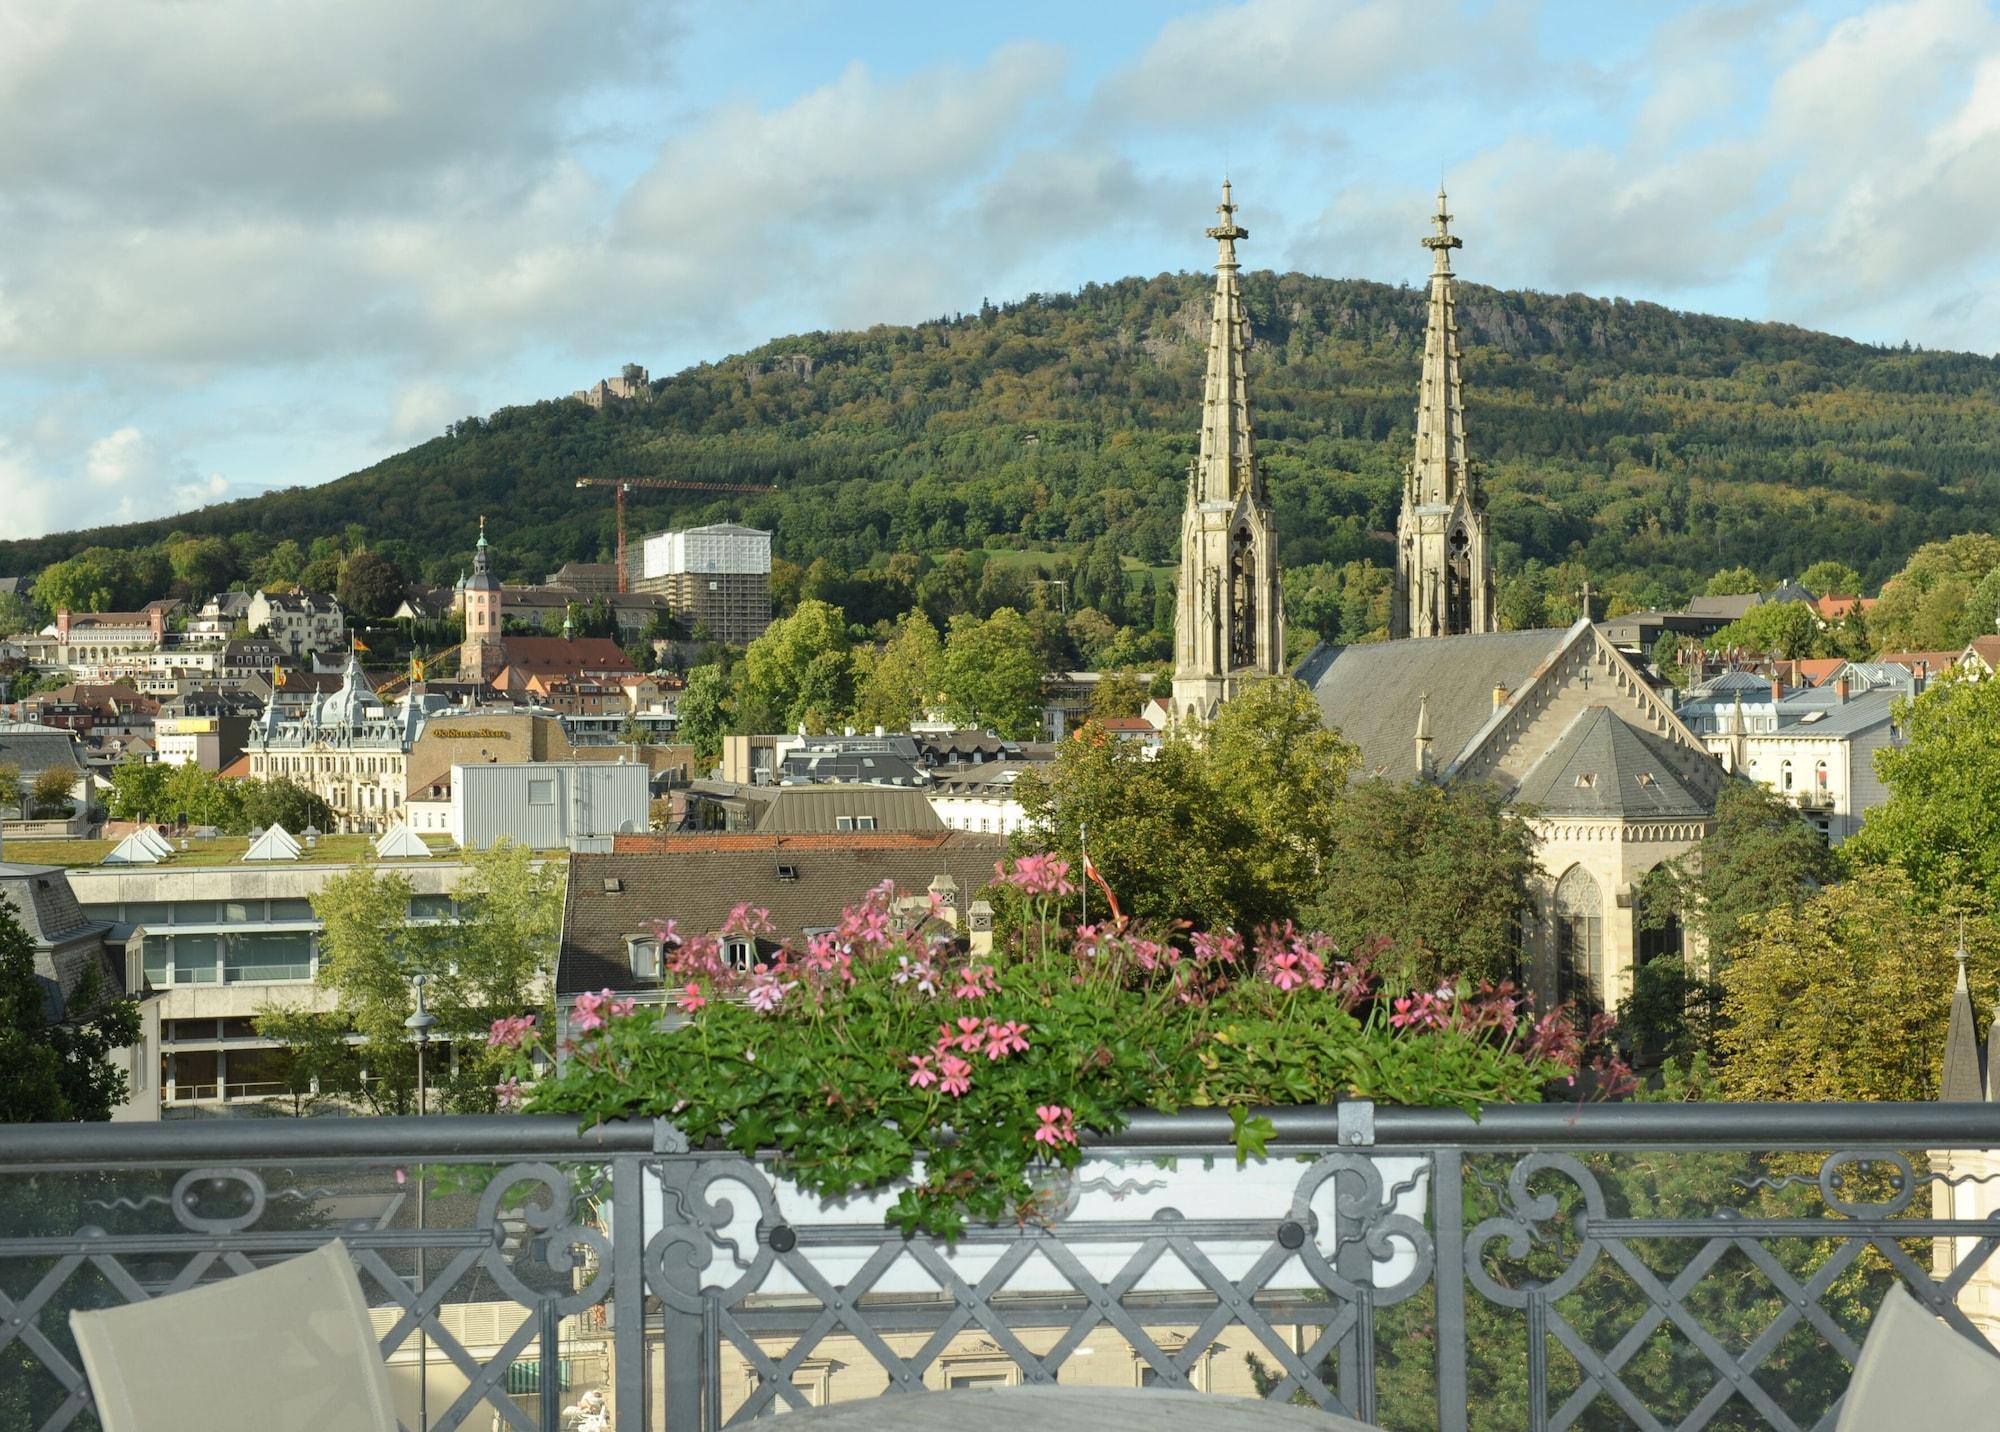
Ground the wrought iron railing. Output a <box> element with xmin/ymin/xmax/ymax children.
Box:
<box><xmin>5</xmin><ymin>1103</ymin><xmax>2000</xmax><ymax>1431</ymax></box>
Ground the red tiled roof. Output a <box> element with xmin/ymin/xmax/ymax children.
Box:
<box><xmin>1877</xmin><ymin>650</ymin><xmax>1963</xmax><ymax>674</ymax></box>
<box><xmin>495</xmin><ymin>636</ymin><xmax>634</xmax><ymax>673</ymax></box>
<box><xmin>1813</xmin><ymin>595</ymin><xmax>1877</xmax><ymax>621</ymax></box>
<box><xmin>217</xmin><ymin>753</ymin><xmax>251</xmax><ymax>780</ymax></box>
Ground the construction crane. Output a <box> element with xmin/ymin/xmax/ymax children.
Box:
<box><xmin>574</xmin><ymin>477</ymin><xmax>779</xmax><ymax>593</ymax></box>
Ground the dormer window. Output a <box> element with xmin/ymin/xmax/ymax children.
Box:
<box><xmin>1574</xmin><ymin>773</ymin><xmax>1596</xmax><ymax>789</ymax></box>
<box><xmin>626</xmin><ymin>938</ymin><xmax>661</xmax><ymax>980</ymax></box>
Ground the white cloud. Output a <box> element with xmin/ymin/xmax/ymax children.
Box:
<box><xmin>84</xmin><ymin>428</ymin><xmax>152</xmax><ymax>488</ymax></box>
<box><xmin>385</xmin><ymin>381</ymin><xmax>480</xmax><ymax>448</ymax></box>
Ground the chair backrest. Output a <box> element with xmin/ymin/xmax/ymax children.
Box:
<box><xmin>1837</xmin><ymin>1283</ymin><xmax>2000</xmax><ymax>1430</ymax></box>
<box><xmin>69</xmin><ymin>1238</ymin><xmax>397</xmax><ymax>1432</ymax></box>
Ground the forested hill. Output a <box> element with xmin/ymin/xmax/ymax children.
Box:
<box><xmin>7</xmin><ymin>271</ymin><xmax>2000</xmax><ymax>607</ymax></box>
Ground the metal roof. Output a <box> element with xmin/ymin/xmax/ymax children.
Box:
<box><xmin>1512</xmin><ymin>706</ymin><xmax>1712</xmax><ymax>819</ymax></box>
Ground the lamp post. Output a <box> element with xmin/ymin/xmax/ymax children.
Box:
<box><xmin>405</xmin><ymin>974</ymin><xmax>437</xmax><ymax>1432</ymax></box>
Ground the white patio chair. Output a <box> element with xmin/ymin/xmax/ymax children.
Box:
<box><xmin>1837</xmin><ymin>1282</ymin><xmax>2000</xmax><ymax>1430</ymax></box>
<box><xmin>69</xmin><ymin>1239</ymin><xmax>397</xmax><ymax>1432</ymax></box>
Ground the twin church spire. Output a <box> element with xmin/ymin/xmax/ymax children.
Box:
<box><xmin>1391</xmin><ymin>189</ymin><xmax>1495</xmax><ymax>638</ymax></box>
<box><xmin>1170</xmin><ymin>180</ymin><xmax>1286</xmax><ymax>721</ymax></box>
<box><xmin>1170</xmin><ymin>181</ymin><xmax>1496</xmax><ymax>718</ymax></box>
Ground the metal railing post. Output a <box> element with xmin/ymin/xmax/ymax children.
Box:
<box><xmin>1431</xmin><ymin>1148</ymin><xmax>1469</xmax><ymax>1432</ymax></box>
<box><xmin>612</xmin><ymin>1153</ymin><xmax>647</xmax><ymax>1430</ymax></box>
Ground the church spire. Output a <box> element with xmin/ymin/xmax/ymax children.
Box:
<box><xmin>1413</xmin><ymin>188</ymin><xmax>1467</xmax><ymax>509</ymax></box>
<box><xmin>1391</xmin><ymin>188</ymin><xmax>1495</xmax><ymax>640</ymax></box>
<box><xmin>1171</xmin><ymin>179</ymin><xmax>1285</xmax><ymax>721</ymax></box>
<box><xmin>1195</xmin><ymin>180</ymin><xmax>1259</xmax><ymax>505</ymax></box>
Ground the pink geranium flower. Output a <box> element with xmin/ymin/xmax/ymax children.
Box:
<box><xmin>573</xmin><ymin>990</ymin><xmax>610</xmax><ymax>1032</ymax></box>
<box><xmin>938</xmin><ymin>1055</ymin><xmax>973</xmax><ymax>1098</ymax></box>
<box><xmin>677</xmin><ymin>983</ymin><xmax>707</xmax><ymax>1014</ymax></box>
<box><xmin>1033</xmin><ymin>1105</ymin><xmax>1076</xmax><ymax>1147</ymax></box>
<box><xmin>494</xmin><ymin>1077</ymin><xmax>525</xmax><ymax>1110</ymax></box>
<box><xmin>907</xmin><ymin>1054</ymin><xmax>938</xmax><ymax>1089</ymax></box>
<box><xmin>486</xmin><ymin>1014</ymin><xmax>535</xmax><ymax>1050</ymax></box>
<box><xmin>746</xmin><ymin>966</ymin><xmax>794</xmax><ymax>1014</ymax></box>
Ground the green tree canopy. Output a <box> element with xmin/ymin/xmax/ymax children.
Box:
<box><xmin>1717</xmin><ymin>868</ymin><xmax>2000</xmax><ymax>1102</ymax></box>
<box><xmin>1707</xmin><ymin>599</ymin><xmax>1823</xmax><ymax>658</ymax></box>
<box><xmin>677</xmin><ymin>663</ymin><xmax>730</xmax><ymax>766</ymax></box>
<box><xmin>938</xmin><ymin>606</ymin><xmax>1044</xmax><ymax>738</ymax></box>
<box><xmin>852</xmin><ymin>610</ymin><xmax>944</xmax><ymax>732</ymax></box>
<box><xmin>1798</xmin><ymin>559</ymin><xmax>1862</xmax><ymax>597</ymax></box>
<box><xmin>737</xmin><ymin>599</ymin><xmax>855</xmax><ymax>734</ymax></box>
<box><xmin>1018</xmin><ymin>679</ymin><xmax>1352</xmax><ymax>933</ymax></box>
<box><xmin>1703</xmin><ymin>566</ymin><xmax>1764</xmax><ymax>597</ymax></box>
<box><xmin>1847</xmin><ymin>671</ymin><xmax>2000</xmax><ymax>910</ymax></box>
<box><xmin>1304</xmin><ymin>778</ymin><xmax>1536</xmax><ymax>994</ymax></box>
<box><xmin>336</xmin><ymin>549</ymin><xmax>405</xmax><ymax>618</ymax></box>
<box><xmin>28</xmin><ymin>766</ymin><xmax>77</xmax><ymax>816</ymax></box>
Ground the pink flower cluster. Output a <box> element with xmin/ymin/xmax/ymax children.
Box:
<box><xmin>745</xmin><ymin>964</ymin><xmax>797</xmax><ymax>1014</ymax></box>
<box><xmin>1254</xmin><ymin>923</ymin><xmax>1335</xmax><ymax>994</ymax></box>
<box><xmin>1033</xmin><ymin>1105</ymin><xmax>1077</xmax><ymax>1147</ymax></box>
<box><xmin>905</xmin><ymin>1015</ymin><xmax>1032</xmax><ymax>1099</ymax></box>
<box><xmin>486</xmin><ymin>1014</ymin><xmax>536</xmax><ymax>1050</ymax></box>
<box><xmin>573</xmin><ymin>988</ymin><xmax>637</xmax><ymax>1032</ymax></box>
<box><xmin>997</xmin><ymin>854</ymin><xmax>1077</xmax><ymax>899</ymax></box>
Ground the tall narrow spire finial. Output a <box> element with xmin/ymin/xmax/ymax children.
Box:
<box><xmin>1207</xmin><ymin>177</ymin><xmax>1248</xmax><ymax>253</ymax></box>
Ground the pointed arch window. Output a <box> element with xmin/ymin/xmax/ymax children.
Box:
<box><xmin>1554</xmin><ymin>865</ymin><xmax>1604</xmax><ymax>1013</ymax></box>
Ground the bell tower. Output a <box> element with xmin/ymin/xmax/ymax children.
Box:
<box><xmin>1391</xmin><ymin>190</ymin><xmax>1495</xmax><ymax>640</ymax></box>
<box><xmin>460</xmin><ymin>516</ymin><xmax>504</xmax><ymax>684</ymax></box>
<box><xmin>1171</xmin><ymin>180</ymin><xmax>1285</xmax><ymax>721</ymax></box>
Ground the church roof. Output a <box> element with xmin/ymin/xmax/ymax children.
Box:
<box><xmin>1512</xmin><ymin>706</ymin><xmax>1712</xmax><ymax>819</ymax></box>
<box><xmin>1295</xmin><ymin>628</ymin><xmax>1569</xmax><ymax>780</ymax></box>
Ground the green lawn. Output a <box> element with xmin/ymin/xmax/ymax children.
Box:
<box><xmin>5</xmin><ymin>833</ymin><xmax>457</xmax><ymax>869</ymax></box>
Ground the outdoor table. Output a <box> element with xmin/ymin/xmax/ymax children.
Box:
<box><xmin>782</xmin><ymin>1386</ymin><xmax>1377</xmax><ymax>1430</ymax></box>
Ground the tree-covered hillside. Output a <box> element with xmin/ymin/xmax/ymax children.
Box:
<box><xmin>6</xmin><ymin>271</ymin><xmax>1998</xmax><ymax>612</ymax></box>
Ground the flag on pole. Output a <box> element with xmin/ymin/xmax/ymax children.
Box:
<box><xmin>351</xmin><ymin>635</ymin><xmax>370</xmax><ymax>653</ymax></box>
<box><xmin>271</xmin><ymin>663</ymin><xmax>286</xmax><ymax>688</ymax></box>
<box><xmin>1082</xmin><ymin>850</ymin><xmax>1125</xmax><ymax>929</ymax></box>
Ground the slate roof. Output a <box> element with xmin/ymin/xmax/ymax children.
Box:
<box><xmin>0</xmin><ymin>863</ymin><xmax>116</xmax><ymax>1012</ymax></box>
<box><xmin>756</xmin><ymin>784</ymin><xmax>945</xmax><ymax>833</ymax></box>
<box><xmin>560</xmin><ymin>832</ymin><xmax>1006</xmax><ymax>993</ymax></box>
<box><xmin>1294</xmin><ymin>628</ymin><xmax>1571</xmax><ymax>780</ymax></box>
<box><xmin>0</xmin><ymin>729</ymin><xmax>85</xmax><ymax>778</ymax></box>
<box><xmin>1685</xmin><ymin>594</ymin><xmax>1760</xmax><ymax>620</ymax></box>
<box><xmin>1512</xmin><ymin>706</ymin><xmax>1712</xmax><ymax>819</ymax></box>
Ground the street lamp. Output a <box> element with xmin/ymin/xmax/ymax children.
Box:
<box><xmin>405</xmin><ymin>973</ymin><xmax>437</xmax><ymax>1432</ymax></box>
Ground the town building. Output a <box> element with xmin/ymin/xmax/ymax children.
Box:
<box><xmin>404</xmin><ymin>760</ymin><xmax>650</xmax><ymax>848</ymax></box>
<box><xmin>1170</xmin><ymin>182</ymin><xmax>1284</xmax><ymax>721</ymax></box>
<box><xmin>546</xmin><ymin>562</ymin><xmax>621</xmax><ymax>598</ymax></box>
<box><xmin>682</xmin><ymin>781</ymin><xmax>947</xmax><ymax>836</ymax></box>
<box><xmin>245</xmin><ymin>589</ymin><xmax>345</xmax><ymax>658</ymax></box>
<box><xmin>64</xmin><ymin>848</ymin><xmax>473</xmax><ymax>1115</ymax></box>
<box><xmin>244</xmin><ymin>651</ymin><xmax>441</xmax><ymax>831</ymax></box>
<box><xmin>1391</xmin><ymin>191</ymin><xmax>1494</xmax><ymax>641</ymax></box>
<box><xmin>45</xmin><ymin>602</ymin><xmax>176</xmax><ymax>675</ymax></box>
<box><xmin>187</xmin><ymin>592</ymin><xmax>252</xmax><ymax>639</ymax></box>
<box><xmin>0</xmin><ymin>724</ymin><xmax>92</xmax><ymax>826</ymax></box>
<box><xmin>633</xmin><ymin>523</ymin><xmax>773</xmax><ymax>646</ymax></box>
<box><xmin>155</xmin><ymin>709</ymin><xmax>255</xmax><ymax>772</ymax></box>
<box><xmin>1679</xmin><ymin>671</ymin><xmax>1903</xmax><ymax>843</ymax></box>
<box><xmin>927</xmin><ymin>761</ymin><xmax>1035</xmax><ymax>837</ymax></box>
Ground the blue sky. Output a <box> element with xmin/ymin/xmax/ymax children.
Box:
<box><xmin>2</xmin><ymin>0</ymin><xmax>1997</xmax><ymax>540</ymax></box>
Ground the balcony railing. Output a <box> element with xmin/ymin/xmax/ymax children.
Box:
<box><xmin>6</xmin><ymin>1103</ymin><xmax>2000</xmax><ymax>1430</ymax></box>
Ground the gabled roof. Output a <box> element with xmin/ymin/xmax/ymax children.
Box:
<box><xmin>1685</xmin><ymin>593</ymin><xmax>1760</xmax><ymax>620</ymax></box>
<box><xmin>494</xmin><ymin>637</ymin><xmax>634</xmax><ymax>674</ymax></box>
<box><xmin>755</xmin><ymin>784</ymin><xmax>944</xmax><ymax>833</ymax></box>
<box><xmin>1513</xmin><ymin>706</ymin><xmax>1712</xmax><ymax>819</ymax></box>
<box><xmin>1877</xmin><ymin>650</ymin><xmax>1963</xmax><ymax>676</ymax></box>
<box><xmin>1295</xmin><ymin>628</ymin><xmax>1570</xmax><ymax>780</ymax></box>
<box><xmin>0</xmin><ymin>729</ymin><xmax>85</xmax><ymax>777</ymax></box>
<box><xmin>1963</xmin><ymin>636</ymin><xmax>2000</xmax><ymax>672</ymax></box>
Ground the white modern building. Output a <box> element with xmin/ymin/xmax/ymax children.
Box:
<box><xmin>407</xmin><ymin>761</ymin><xmax>651</xmax><ymax>849</ymax></box>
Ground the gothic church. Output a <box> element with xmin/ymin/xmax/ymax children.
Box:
<box><xmin>1171</xmin><ymin>184</ymin><xmax>1724</xmax><ymax>1012</ymax></box>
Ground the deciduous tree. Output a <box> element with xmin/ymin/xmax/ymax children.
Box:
<box><xmin>677</xmin><ymin>663</ymin><xmax>730</xmax><ymax>766</ymax></box>
<box><xmin>1304</xmin><ymin>778</ymin><xmax>1535</xmax><ymax>993</ymax></box>
<box><xmin>852</xmin><ymin>611</ymin><xmax>943</xmax><ymax>731</ymax></box>
<box><xmin>1847</xmin><ymin>671</ymin><xmax>2000</xmax><ymax>910</ymax></box>
<box><xmin>1718</xmin><ymin>868</ymin><xmax>2000</xmax><ymax>1102</ymax></box>
<box><xmin>938</xmin><ymin>607</ymin><xmax>1043</xmax><ymax>738</ymax></box>
<box><xmin>737</xmin><ymin>599</ymin><xmax>855</xmax><ymax>733</ymax></box>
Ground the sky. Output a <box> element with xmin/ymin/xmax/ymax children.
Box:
<box><xmin>2</xmin><ymin>0</ymin><xmax>1998</xmax><ymax>541</ymax></box>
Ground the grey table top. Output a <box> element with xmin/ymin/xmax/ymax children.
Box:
<box><xmin>783</xmin><ymin>1387</ymin><xmax>1376</xmax><ymax>1429</ymax></box>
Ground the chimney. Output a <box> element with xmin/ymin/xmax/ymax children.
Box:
<box><xmin>1770</xmin><ymin>678</ymin><xmax>1783</xmax><ymax>703</ymax></box>
<box><xmin>967</xmin><ymin>898</ymin><xmax>994</xmax><ymax>957</ymax></box>
<box><xmin>1835</xmin><ymin>675</ymin><xmax>1850</xmax><ymax>704</ymax></box>
<box><xmin>1414</xmin><ymin>693</ymin><xmax>1435</xmax><ymax>780</ymax></box>
<box><xmin>1918</xmin><ymin>659</ymin><xmax>1930</xmax><ymax>695</ymax></box>
<box><xmin>1492</xmin><ymin>684</ymin><xmax>1509</xmax><ymax>711</ymax></box>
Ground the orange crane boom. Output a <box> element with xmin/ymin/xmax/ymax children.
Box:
<box><xmin>574</xmin><ymin>477</ymin><xmax>779</xmax><ymax>593</ymax></box>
